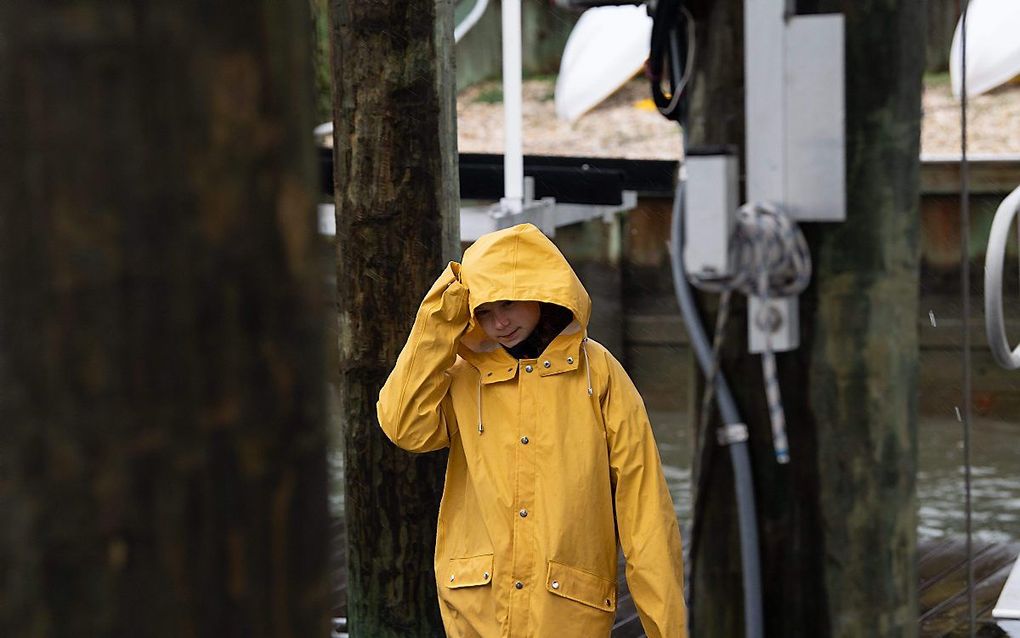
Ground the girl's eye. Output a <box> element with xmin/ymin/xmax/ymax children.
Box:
<box><xmin>476</xmin><ymin>310</ymin><xmax>489</xmax><ymax>318</ymax></box>
<box><xmin>501</xmin><ymin>301</ymin><xmax>513</xmax><ymax>308</ymax></box>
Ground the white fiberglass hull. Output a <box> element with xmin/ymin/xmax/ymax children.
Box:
<box><xmin>554</xmin><ymin>5</ymin><xmax>652</xmax><ymax>123</ymax></box>
<box><xmin>950</xmin><ymin>0</ymin><xmax>1020</xmax><ymax>98</ymax></box>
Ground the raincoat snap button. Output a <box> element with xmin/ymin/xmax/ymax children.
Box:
<box><xmin>486</xmin><ymin>371</ymin><xmax>492</xmax><ymax>376</ymax></box>
<box><xmin>567</xmin><ymin>356</ymin><xmax>574</xmax><ymax>364</ymax></box>
<box><xmin>450</xmin><ymin>575</ymin><xmax>455</xmax><ymax>582</ymax></box>
<box><xmin>515</xmin><ymin>581</ymin><xmax>524</xmax><ymax>589</ymax></box>
<box><xmin>551</xmin><ymin>580</ymin><xmax>560</xmax><ymax>590</ymax></box>
<box><xmin>525</xmin><ymin>365</ymin><xmax>533</xmax><ymax>373</ymax></box>
<box><xmin>519</xmin><ymin>509</ymin><xmax>528</xmax><ymax>518</ymax></box>
<box><xmin>483</xmin><ymin>572</ymin><xmax>490</xmax><ymax>580</ymax></box>
<box><xmin>543</xmin><ymin>360</ymin><xmax>550</xmax><ymax>368</ymax></box>
<box><xmin>605</xmin><ymin>599</ymin><xmax>612</xmax><ymax>606</ymax></box>
<box><xmin>520</xmin><ymin>436</ymin><xmax>529</xmax><ymax>445</ymax></box>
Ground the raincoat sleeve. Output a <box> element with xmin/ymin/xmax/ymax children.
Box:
<box><xmin>600</xmin><ymin>350</ymin><xmax>688</xmax><ymax>638</ymax></box>
<box><xmin>377</xmin><ymin>262</ymin><xmax>470</xmax><ymax>453</ymax></box>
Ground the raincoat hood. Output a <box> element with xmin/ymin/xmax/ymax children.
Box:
<box><xmin>459</xmin><ymin>224</ymin><xmax>591</xmax><ymax>354</ymax></box>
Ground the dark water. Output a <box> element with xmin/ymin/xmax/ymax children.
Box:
<box><xmin>650</xmin><ymin>410</ymin><xmax>1020</xmax><ymax>544</ymax></box>
<box><xmin>328</xmin><ymin>406</ymin><xmax>1020</xmax><ymax>544</ymax></box>
<box><xmin>918</xmin><ymin>415</ymin><xmax>1020</xmax><ymax>543</ymax></box>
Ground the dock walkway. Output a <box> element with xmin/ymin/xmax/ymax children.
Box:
<box><xmin>920</xmin><ymin>536</ymin><xmax>1020</xmax><ymax>637</ymax></box>
<box><xmin>331</xmin><ymin>525</ymin><xmax>1019</xmax><ymax>637</ymax></box>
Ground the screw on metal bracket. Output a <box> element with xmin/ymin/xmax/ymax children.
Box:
<box><xmin>754</xmin><ymin>303</ymin><xmax>783</xmax><ymax>333</ymax></box>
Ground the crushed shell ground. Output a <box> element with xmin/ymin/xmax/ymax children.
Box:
<box><xmin>455</xmin><ymin>75</ymin><xmax>1020</xmax><ymax>160</ymax></box>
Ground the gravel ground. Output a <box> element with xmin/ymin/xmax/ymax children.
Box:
<box><xmin>457</xmin><ymin>76</ymin><xmax>1020</xmax><ymax>159</ymax></box>
<box><xmin>457</xmin><ymin>77</ymin><xmax>682</xmax><ymax>159</ymax></box>
<box><xmin>922</xmin><ymin>78</ymin><xmax>1020</xmax><ymax>156</ymax></box>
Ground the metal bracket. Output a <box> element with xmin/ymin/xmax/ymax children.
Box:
<box><xmin>319</xmin><ymin>189</ymin><xmax>639</xmax><ymax>242</ymax></box>
<box><xmin>460</xmin><ymin>185</ymin><xmax>638</xmax><ymax>241</ymax></box>
<box><xmin>749</xmin><ymin>295</ymin><xmax>800</xmax><ymax>353</ymax></box>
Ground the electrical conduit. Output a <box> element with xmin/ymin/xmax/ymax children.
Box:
<box><xmin>669</xmin><ymin>176</ymin><xmax>764</xmax><ymax>638</ymax></box>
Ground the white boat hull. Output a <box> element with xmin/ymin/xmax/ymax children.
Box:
<box><xmin>554</xmin><ymin>6</ymin><xmax>652</xmax><ymax>122</ymax></box>
<box><xmin>950</xmin><ymin>0</ymin><xmax>1020</xmax><ymax>98</ymax></box>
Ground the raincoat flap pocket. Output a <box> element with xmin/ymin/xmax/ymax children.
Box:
<box><xmin>445</xmin><ymin>554</ymin><xmax>494</xmax><ymax>589</ymax></box>
<box><xmin>545</xmin><ymin>560</ymin><xmax>616</xmax><ymax>612</ymax></box>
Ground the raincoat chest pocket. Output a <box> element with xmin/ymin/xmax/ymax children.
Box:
<box><xmin>545</xmin><ymin>560</ymin><xmax>616</xmax><ymax>612</ymax></box>
<box><xmin>445</xmin><ymin>554</ymin><xmax>494</xmax><ymax>589</ymax></box>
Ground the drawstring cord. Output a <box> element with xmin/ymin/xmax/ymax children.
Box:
<box><xmin>477</xmin><ymin>375</ymin><xmax>484</xmax><ymax>434</ymax></box>
<box><xmin>582</xmin><ymin>338</ymin><xmax>593</xmax><ymax>397</ymax></box>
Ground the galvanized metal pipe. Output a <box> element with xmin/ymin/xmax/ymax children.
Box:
<box><xmin>501</xmin><ymin>0</ymin><xmax>524</xmax><ymax>211</ymax></box>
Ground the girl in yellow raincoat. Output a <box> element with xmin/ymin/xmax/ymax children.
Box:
<box><xmin>377</xmin><ymin>223</ymin><xmax>687</xmax><ymax>637</ymax></box>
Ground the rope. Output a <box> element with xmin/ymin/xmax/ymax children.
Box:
<box><xmin>959</xmin><ymin>1</ymin><xmax>975</xmax><ymax>634</ymax></box>
<box><xmin>697</xmin><ymin>289</ymin><xmax>732</xmax><ymax>444</ymax></box>
<box><xmin>689</xmin><ymin>201</ymin><xmax>811</xmax><ymax>463</ymax></box>
<box><xmin>688</xmin><ymin>201</ymin><xmax>812</xmax><ymax>298</ymax></box>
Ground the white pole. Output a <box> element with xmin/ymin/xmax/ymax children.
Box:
<box><xmin>501</xmin><ymin>0</ymin><xmax>523</xmax><ymax>213</ymax></box>
<box><xmin>743</xmin><ymin>0</ymin><xmax>785</xmax><ymax>205</ymax></box>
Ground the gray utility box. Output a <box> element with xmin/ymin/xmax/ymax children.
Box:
<box><xmin>745</xmin><ymin>6</ymin><xmax>846</xmax><ymax>222</ymax></box>
<box><xmin>684</xmin><ymin>152</ymin><xmax>738</xmax><ymax>280</ymax></box>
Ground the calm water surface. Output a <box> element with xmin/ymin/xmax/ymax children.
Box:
<box><xmin>650</xmin><ymin>410</ymin><xmax>1020</xmax><ymax>544</ymax></box>
<box><xmin>917</xmin><ymin>415</ymin><xmax>1020</xmax><ymax>543</ymax></box>
<box><xmin>329</xmin><ymin>408</ymin><xmax>1020</xmax><ymax>544</ymax></box>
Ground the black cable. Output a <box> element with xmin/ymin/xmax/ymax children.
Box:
<box><xmin>656</xmin><ymin>8</ymin><xmax>766</xmax><ymax>636</ymax></box>
<box><xmin>959</xmin><ymin>2</ymin><xmax>975</xmax><ymax>636</ymax></box>
<box><xmin>551</xmin><ymin>0</ymin><xmax>643</xmax><ymax>8</ymax></box>
<box><xmin>650</xmin><ymin>0</ymin><xmax>720</xmax><ymax>617</ymax></box>
<box><xmin>684</xmin><ymin>283</ymin><xmax>726</xmax><ymax>614</ymax></box>
<box><xmin>647</xmin><ymin>0</ymin><xmax>689</xmax><ymax>121</ymax></box>
<box><xmin>652</xmin><ymin>0</ymin><xmax>709</xmax><ymax>603</ymax></box>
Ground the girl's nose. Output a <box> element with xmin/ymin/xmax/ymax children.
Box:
<box><xmin>494</xmin><ymin>311</ymin><xmax>510</xmax><ymax>327</ymax></box>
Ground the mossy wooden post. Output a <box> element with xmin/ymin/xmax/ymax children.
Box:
<box><xmin>685</xmin><ymin>1</ymin><xmax>923</xmax><ymax>635</ymax></box>
<box><xmin>329</xmin><ymin>0</ymin><xmax>459</xmax><ymax>635</ymax></box>
<box><xmin>0</xmin><ymin>2</ymin><xmax>329</xmax><ymax>636</ymax></box>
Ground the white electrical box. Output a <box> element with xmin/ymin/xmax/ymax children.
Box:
<box><xmin>684</xmin><ymin>152</ymin><xmax>739</xmax><ymax>279</ymax></box>
<box><xmin>784</xmin><ymin>15</ymin><xmax>846</xmax><ymax>222</ymax></box>
<box><xmin>744</xmin><ymin>3</ymin><xmax>845</xmax><ymax>222</ymax></box>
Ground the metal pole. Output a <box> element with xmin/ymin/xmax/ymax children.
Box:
<box><xmin>501</xmin><ymin>0</ymin><xmax>523</xmax><ymax>212</ymax></box>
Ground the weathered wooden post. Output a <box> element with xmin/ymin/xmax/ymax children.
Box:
<box><xmin>329</xmin><ymin>0</ymin><xmax>460</xmax><ymax>635</ymax></box>
<box><xmin>0</xmin><ymin>1</ymin><xmax>330</xmax><ymax>636</ymax></box>
<box><xmin>684</xmin><ymin>0</ymin><xmax>924</xmax><ymax>635</ymax></box>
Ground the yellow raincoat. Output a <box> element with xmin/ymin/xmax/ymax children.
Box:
<box><xmin>377</xmin><ymin>224</ymin><xmax>687</xmax><ymax>637</ymax></box>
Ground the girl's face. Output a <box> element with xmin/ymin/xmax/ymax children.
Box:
<box><xmin>474</xmin><ymin>300</ymin><xmax>541</xmax><ymax>348</ymax></box>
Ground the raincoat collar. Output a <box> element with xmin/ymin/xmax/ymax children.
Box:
<box><xmin>461</xmin><ymin>322</ymin><xmax>586</xmax><ymax>384</ymax></box>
